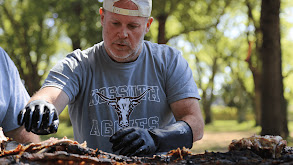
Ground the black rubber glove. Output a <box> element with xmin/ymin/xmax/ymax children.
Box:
<box><xmin>18</xmin><ymin>100</ymin><xmax>59</xmax><ymax>135</ymax></box>
<box><xmin>149</xmin><ymin>121</ymin><xmax>193</xmax><ymax>152</ymax></box>
<box><xmin>109</xmin><ymin>121</ymin><xmax>193</xmax><ymax>156</ymax></box>
<box><xmin>110</xmin><ymin>127</ymin><xmax>157</xmax><ymax>156</ymax></box>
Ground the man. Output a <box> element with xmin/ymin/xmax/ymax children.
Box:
<box><xmin>18</xmin><ymin>0</ymin><xmax>204</xmax><ymax>156</ymax></box>
<box><xmin>0</xmin><ymin>47</ymin><xmax>40</xmax><ymax>143</ymax></box>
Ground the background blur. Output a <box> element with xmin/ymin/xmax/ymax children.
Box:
<box><xmin>1</xmin><ymin>0</ymin><xmax>293</xmax><ymax>153</ymax></box>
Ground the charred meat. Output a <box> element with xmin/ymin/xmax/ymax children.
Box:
<box><xmin>228</xmin><ymin>135</ymin><xmax>287</xmax><ymax>158</ymax></box>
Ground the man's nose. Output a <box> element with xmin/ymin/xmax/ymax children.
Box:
<box><xmin>118</xmin><ymin>28</ymin><xmax>128</xmax><ymax>38</ymax></box>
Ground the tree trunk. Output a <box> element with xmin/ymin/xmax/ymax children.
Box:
<box><xmin>202</xmin><ymin>98</ymin><xmax>212</xmax><ymax>124</ymax></box>
<box><xmin>245</xmin><ymin>0</ymin><xmax>263</xmax><ymax>127</ymax></box>
<box><xmin>69</xmin><ymin>1</ymin><xmax>82</xmax><ymax>50</ymax></box>
<box><xmin>281</xmin><ymin>97</ymin><xmax>289</xmax><ymax>137</ymax></box>
<box><xmin>157</xmin><ymin>14</ymin><xmax>168</xmax><ymax>44</ymax></box>
<box><xmin>24</xmin><ymin>73</ymin><xmax>41</xmax><ymax>96</ymax></box>
<box><xmin>237</xmin><ymin>105</ymin><xmax>246</xmax><ymax>123</ymax></box>
<box><xmin>253</xmin><ymin>72</ymin><xmax>262</xmax><ymax>126</ymax></box>
<box><xmin>260</xmin><ymin>0</ymin><xmax>287</xmax><ymax>136</ymax></box>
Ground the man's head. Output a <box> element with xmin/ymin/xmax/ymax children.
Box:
<box><xmin>100</xmin><ymin>0</ymin><xmax>153</xmax><ymax>63</ymax></box>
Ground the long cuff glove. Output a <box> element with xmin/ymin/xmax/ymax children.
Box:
<box><xmin>109</xmin><ymin>121</ymin><xmax>193</xmax><ymax>156</ymax></box>
<box><xmin>18</xmin><ymin>100</ymin><xmax>59</xmax><ymax>135</ymax></box>
<box><xmin>149</xmin><ymin>120</ymin><xmax>193</xmax><ymax>152</ymax></box>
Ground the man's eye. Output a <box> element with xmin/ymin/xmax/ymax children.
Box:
<box><xmin>128</xmin><ymin>25</ymin><xmax>138</xmax><ymax>29</ymax></box>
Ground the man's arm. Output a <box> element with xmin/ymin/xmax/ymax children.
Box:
<box><xmin>28</xmin><ymin>86</ymin><xmax>69</xmax><ymax>114</ymax></box>
<box><xmin>170</xmin><ymin>98</ymin><xmax>204</xmax><ymax>142</ymax></box>
<box><xmin>5</xmin><ymin>126</ymin><xmax>41</xmax><ymax>143</ymax></box>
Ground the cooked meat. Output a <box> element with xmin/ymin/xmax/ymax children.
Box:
<box><xmin>0</xmin><ymin>128</ymin><xmax>8</xmax><ymax>142</ymax></box>
<box><xmin>0</xmin><ymin>127</ymin><xmax>8</xmax><ymax>153</ymax></box>
<box><xmin>228</xmin><ymin>135</ymin><xmax>287</xmax><ymax>158</ymax></box>
<box><xmin>0</xmin><ymin>127</ymin><xmax>293</xmax><ymax>164</ymax></box>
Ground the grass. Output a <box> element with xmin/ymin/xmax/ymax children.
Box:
<box><xmin>191</xmin><ymin>120</ymin><xmax>293</xmax><ymax>154</ymax></box>
<box><xmin>203</xmin><ymin>120</ymin><xmax>260</xmax><ymax>132</ymax></box>
<box><xmin>189</xmin><ymin>105</ymin><xmax>293</xmax><ymax>153</ymax></box>
<box><xmin>191</xmin><ymin>120</ymin><xmax>261</xmax><ymax>154</ymax></box>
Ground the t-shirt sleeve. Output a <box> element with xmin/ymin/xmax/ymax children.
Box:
<box><xmin>165</xmin><ymin>50</ymin><xmax>201</xmax><ymax>104</ymax></box>
<box><xmin>0</xmin><ymin>48</ymin><xmax>30</xmax><ymax>132</ymax></box>
<box><xmin>42</xmin><ymin>51</ymin><xmax>85</xmax><ymax>103</ymax></box>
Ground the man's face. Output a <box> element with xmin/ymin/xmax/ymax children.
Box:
<box><xmin>100</xmin><ymin>1</ymin><xmax>153</xmax><ymax>63</ymax></box>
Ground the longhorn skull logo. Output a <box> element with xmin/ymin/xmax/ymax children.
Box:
<box><xmin>96</xmin><ymin>88</ymin><xmax>151</xmax><ymax>128</ymax></box>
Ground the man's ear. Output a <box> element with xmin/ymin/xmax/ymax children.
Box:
<box><xmin>145</xmin><ymin>17</ymin><xmax>154</xmax><ymax>33</ymax></box>
<box><xmin>100</xmin><ymin>7</ymin><xmax>105</xmax><ymax>27</ymax></box>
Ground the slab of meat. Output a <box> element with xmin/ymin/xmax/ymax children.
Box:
<box><xmin>228</xmin><ymin>135</ymin><xmax>287</xmax><ymax>158</ymax></box>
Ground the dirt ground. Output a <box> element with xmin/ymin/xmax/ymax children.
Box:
<box><xmin>190</xmin><ymin>130</ymin><xmax>258</xmax><ymax>154</ymax></box>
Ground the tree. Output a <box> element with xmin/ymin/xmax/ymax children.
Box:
<box><xmin>149</xmin><ymin>0</ymin><xmax>233</xmax><ymax>124</ymax></box>
<box><xmin>244</xmin><ymin>0</ymin><xmax>263</xmax><ymax>126</ymax></box>
<box><xmin>0</xmin><ymin>0</ymin><xmax>104</xmax><ymax>95</ymax></box>
<box><xmin>54</xmin><ymin>0</ymin><xmax>103</xmax><ymax>50</ymax></box>
<box><xmin>0</xmin><ymin>0</ymin><xmax>60</xmax><ymax>95</ymax></box>
<box><xmin>179</xmin><ymin>29</ymin><xmax>235</xmax><ymax>124</ymax></box>
<box><xmin>150</xmin><ymin>0</ymin><xmax>232</xmax><ymax>44</ymax></box>
<box><xmin>221</xmin><ymin>59</ymin><xmax>254</xmax><ymax>123</ymax></box>
<box><xmin>260</xmin><ymin>0</ymin><xmax>288</xmax><ymax>137</ymax></box>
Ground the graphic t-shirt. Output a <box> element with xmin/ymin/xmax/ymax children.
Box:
<box><xmin>0</xmin><ymin>47</ymin><xmax>30</xmax><ymax>133</ymax></box>
<box><xmin>42</xmin><ymin>41</ymin><xmax>200</xmax><ymax>153</ymax></box>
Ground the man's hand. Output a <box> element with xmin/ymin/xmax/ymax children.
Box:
<box><xmin>18</xmin><ymin>100</ymin><xmax>59</xmax><ymax>135</ymax></box>
<box><xmin>110</xmin><ymin>121</ymin><xmax>193</xmax><ymax>157</ymax></box>
<box><xmin>110</xmin><ymin>127</ymin><xmax>157</xmax><ymax>156</ymax></box>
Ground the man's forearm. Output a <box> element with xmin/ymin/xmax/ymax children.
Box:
<box><xmin>29</xmin><ymin>87</ymin><xmax>69</xmax><ymax>115</ymax></box>
<box><xmin>171</xmin><ymin>98</ymin><xmax>205</xmax><ymax>142</ymax></box>
<box><xmin>180</xmin><ymin>115</ymin><xmax>204</xmax><ymax>142</ymax></box>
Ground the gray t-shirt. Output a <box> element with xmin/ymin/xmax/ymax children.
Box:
<box><xmin>43</xmin><ymin>41</ymin><xmax>200</xmax><ymax>153</ymax></box>
<box><xmin>0</xmin><ymin>47</ymin><xmax>30</xmax><ymax>133</ymax></box>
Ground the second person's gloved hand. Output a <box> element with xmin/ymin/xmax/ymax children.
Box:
<box><xmin>18</xmin><ymin>100</ymin><xmax>59</xmax><ymax>135</ymax></box>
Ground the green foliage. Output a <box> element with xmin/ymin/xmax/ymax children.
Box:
<box><xmin>209</xmin><ymin>105</ymin><xmax>254</xmax><ymax>121</ymax></box>
<box><xmin>54</xmin><ymin>0</ymin><xmax>103</xmax><ymax>50</ymax></box>
<box><xmin>288</xmin><ymin>105</ymin><xmax>293</xmax><ymax>121</ymax></box>
<box><xmin>0</xmin><ymin>0</ymin><xmax>103</xmax><ymax>94</ymax></box>
<box><xmin>150</xmin><ymin>0</ymin><xmax>233</xmax><ymax>43</ymax></box>
<box><xmin>0</xmin><ymin>0</ymin><xmax>61</xmax><ymax>94</ymax></box>
<box><xmin>204</xmin><ymin>120</ymin><xmax>260</xmax><ymax>133</ymax></box>
<box><xmin>212</xmin><ymin>106</ymin><xmax>237</xmax><ymax>120</ymax></box>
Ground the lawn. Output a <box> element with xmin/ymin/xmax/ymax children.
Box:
<box><xmin>191</xmin><ymin>120</ymin><xmax>261</xmax><ymax>153</ymax></box>
<box><xmin>191</xmin><ymin>120</ymin><xmax>293</xmax><ymax>154</ymax></box>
